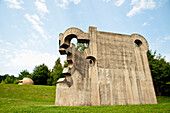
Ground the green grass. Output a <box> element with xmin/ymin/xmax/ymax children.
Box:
<box><xmin>0</xmin><ymin>84</ymin><xmax>170</xmax><ymax>113</ymax></box>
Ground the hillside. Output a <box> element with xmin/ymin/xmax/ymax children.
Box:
<box><xmin>0</xmin><ymin>84</ymin><xmax>169</xmax><ymax>113</ymax></box>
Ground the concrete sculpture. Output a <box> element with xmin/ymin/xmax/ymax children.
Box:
<box><xmin>55</xmin><ymin>26</ymin><xmax>157</xmax><ymax>106</ymax></box>
<box><xmin>18</xmin><ymin>78</ymin><xmax>34</xmax><ymax>85</ymax></box>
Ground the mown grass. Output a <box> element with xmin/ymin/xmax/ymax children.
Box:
<box><xmin>0</xmin><ymin>84</ymin><xmax>170</xmax><ymax>113</ymax></box>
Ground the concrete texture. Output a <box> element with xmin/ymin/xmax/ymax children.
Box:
<box><xmin>55</xmin><ymin>26</ymin><xmax>157</xmax><ymax>106</ymax></box>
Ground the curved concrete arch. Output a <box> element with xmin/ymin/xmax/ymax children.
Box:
<box><xmin>63</xmin><ymin>27</ymin><xmax>84</xmax><ymax>38</ymax></box>
<box><xmin>86</xmin><ymin>56</ymin><xmax>96</xmax><ymax>62</ymax></box>
<box><xmin>59</xmin><ymin>27</ymin><xmax>89</xmax><ymax>49</ymax></box>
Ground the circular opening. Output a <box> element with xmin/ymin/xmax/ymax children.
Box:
<box><xmin>89</xmin><ymin>60</ymin><xmax>93</xmax><ymax>64</ymax></box>
<box><xmin>134</xmin><ymin>39</ymin><xmax>142</xmax><ymax>47</ymax></box>
<box><xmin>86</xmin><ymin>56</ymin><xmax>96</xmax><ymax>67</ymax></box>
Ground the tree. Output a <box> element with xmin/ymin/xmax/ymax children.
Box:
<box><xmin>47</xmin><ymin>58</ymin><xmax>64</xmax><ymax>85</ymax></box>
<box><xmin>18</xmin><ymin>70</ymin><xmax>31</xmax><ymax>80</ymax></box>
<box><xmin>147</xmin><ymin>50</ymin><xmax>170</xmax><ymax>96</ymax></box>
<box><xmin>76</xmin><ymin>43</ymin><xmax>88</xmax><ymax>52</ymax></box>
<box><xmin>64</xmin><ymin>60</ymin><xmax>68</xmax><ymax>67</ymax></box>
<box><xmin>32</xmin><ymin>64</ymin><xmax>50</xmax><ymax>85</ymax></box>
<box><xmin>0</xmin><ymin>80</ymin><xmax>5</xmax><ymax>84</ymax></box>
<box><xmin>4</xmin><ymin>75</ymin><xmax>16</xmax><ymax>84</ymax></box>
<box><xmin>0</xmin><ymin>74</ymin><xmax>9</xmax><ymax>83</ymax></box>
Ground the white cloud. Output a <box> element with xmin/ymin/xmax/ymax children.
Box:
<box><xmin>114</xmin><ymin>0</ymin><xmax>125</xmax><ymax>7</ymax></box>
<box><xmin>164</xmin><ymin>53</ymin><xmax>170</xmax><ymax>61</ymax></box>
<box><xmin>142</xmin><ymin>17</ymin><xmax>154</xmax><ymax>26</ymax></box>
<box><xmin>158</xmin><ymin>0</ymin><xmax>168</xmax><ymax>7</ymax></box>
<box><xmin>0</xmin><ymin>38</ymin><xmax>58</xmax><ymax>76</ymax></box>
<box><xmin>0</xmin><ymin>40</ymin><xmax>13</xmax><ymax>54</ymax></box>
<box><xmin>35</xmin><ymin>0</ymin><xmax>49</xmax><ymax>17</ymax></box>
<box><xmin>164</xmin><ymin>36</ymin><xmax>170</xmax><ymax>40</ymax></box>
<box><xmin>142</xmin><ymin>22</ymin><xmax>148</xmax><ymax>26</ymax></box>
<box><xmin>55</xmin><ymin>0</ymin><xmax>81</xmax><ymax>8</ymax></box>
<box><xmin>4</xmin><ymin>0</ymin><xmax>24</xmax><ymax>9</ymax></box>
<box><xmin>59</xmin><ymin>55</ymin><xmax>67</xmax><ymax>65</ymax></box>
<box><xmin>127</xmin><ymin>0</ymin><xmax>156</xmax><ymax>17</ymax></box>
<box><xmin>103</xmin><ymin>0</ymin><xmax>110</xmax><ymax>2</ymax></box>
<box><xmin>25</xmin><ymin>13</ymin><xmax>47</xmax><ymax>40</ymax></box>
<box><xmin>150</xmin><ymin>36</ymin><xmax>170</xmax><ymax>52</ymax></box>
<box><xmin>31</xmin><ymin>33</ymin><xmax>39</xmax><ymax>39</ymax></box>
<box><xmin>0</xmin><ymin>48</ymin><xmax>9</xmax><ymax>54</ymax></box>
<box><xmin>70</xmin><ymin>0</ymin><xmax>81</xmax><ymax>4</ymax></box>
<box><xmin>5</xmin><ymin>42</ymin><xmax>12</xmax><ymax>46</ymax></box>
<box><xmin>6</xmin><ymin>49</ymin><xmax>58</xmax><ymax>69</ymax></box>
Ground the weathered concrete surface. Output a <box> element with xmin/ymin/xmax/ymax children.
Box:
<box><xmin>55</xmin><ymin>26</ymin><xmax>157</xmax><ymax>106</ymax></box>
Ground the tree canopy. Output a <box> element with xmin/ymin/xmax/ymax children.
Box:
<box><xmin>32</xmin><ymin>64</ymin><xmax>50</xmax><ymax>85</ymax></box>
<box><xmin>76</xmin><ymin>43</ymin><xmax>88</xmax><ymax>52</ymax></box>
<box><xmin>147</xmin><ymin>50</ymin><xmax>170</xmax><ymax>96</ymax></box>
<box><xmin>47</xmin><ymin>58</ymin><xmax>64</xmax><ymax>85</ymax></box>
<box><xmin>18</xmin><ymin>70</ymin><xmax>31</xmax><ymax>80</ymax></box>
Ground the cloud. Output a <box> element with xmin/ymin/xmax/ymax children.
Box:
<box><xmin>0</xmin><ymin>48</ymin><xmax>9</xmax><ymax>54</ymax></box>
<box><xmin>114</xmin><ymin>0</ymin><xmax>125</xmax><ymax>7</ymax></box>
<box><xmin>164</xmin><ymin>53</ymin><xmax>170</xmax><ymax>61</ymax></box>
<box><xmin>164</xmin><ymin>36</ymin><xmax>170</xmax><ymax>40</ymax></box>
<box><xmin>142</xmin><ymin>17</ymin><xmax>154</xmax><ymax>26</ymax></box>
<box><xmin>102</xmin><ymin>0</ymin><xmax>110</xmax><ymax>2</ymax></box>
<box><xmin>142</xmin><ymin>22</ymin><xmax>148</xmax><ymax>26</ymax></box>
<box><xmin>25</xmin><ymin>13</ymin><xmax>47</xmax><ymax>40</ymax></box>
<box><xmin>127</xmin><ymin>0</ymin><xmax>156</xmax><ymax>17</ymax></box>
<box><xmin>70</xmin><ymin>0</ymin><xmax>81</xmax><ymax>4</ymax></box>
<box><xmin>55</xmin><ymin>0</ymin><xmax>81</xmax><ymax>8</ymax></box>
<box><xmin>4</xmin><ymin>0</ymin><xmax>24</xmax><ymax>9</ymax></box>
<box><xmin>158</xmin><ymin>0</ymin><xmax>169</xmax><ymax>7</ymax></box>
<box><xmin>0</xmin><ymin>38</ymin><xmax>58</xmax><ymax>76</ymax></box>
<box><xmin>150</xmin><ymin>36</ymin><xmax>170</xmax><ymax>52</ymax></box>
<box><xmin>6</xmin><ymin>49</ymin><xmax>58</xmax><ymax>69</ymax></box>
<box><xmin>35</xmin><ymin>0</ymin><xmax>49</xmax><ymax>17</ymax></box>
<box><xmin>0</xmin><ymin>40</ymin><xmax>13</xmax><ymax>54</ymax></box>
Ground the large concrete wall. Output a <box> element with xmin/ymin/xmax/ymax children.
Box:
<box><xmin>55</xmin><ymin>26</ymin><xmax>157</xmax><ymax>106</ymax></box>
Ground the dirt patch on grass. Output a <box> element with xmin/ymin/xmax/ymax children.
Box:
<box><xmin>0</xmin><ymin>98</ymin><xmax>23</xmax><ymax>101</ymax></box>
<box><xmin>36</xmin><ymin>105</ymin><xmax>56</xmax><ymax>107</ymax></box>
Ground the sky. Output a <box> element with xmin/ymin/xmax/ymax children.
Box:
<box><xmin>0</xmin><ymin>0</ymin><xmax>170</xmax><ymax>77</ymax></box>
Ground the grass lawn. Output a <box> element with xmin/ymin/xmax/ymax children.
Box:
<box><xmin>0</xmin><ymin>84</ymin><xmax>169</xmax><ymax>113</ymax></box>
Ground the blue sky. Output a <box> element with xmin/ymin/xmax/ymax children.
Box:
<box><xmin>0</xmin><ymin>0</ymin><xmax>170</xmax><ymax>76</ymax></box>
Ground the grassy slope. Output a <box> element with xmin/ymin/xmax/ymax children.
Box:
<box><xmin>0</xmin><ymin>84</ymin><xmax>170</xmax><ymax>113</ymax></box>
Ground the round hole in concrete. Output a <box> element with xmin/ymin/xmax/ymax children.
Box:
<box><xmin>89</xmin><ymin>60</ymin><xmax>93</xmax><ymax>64</ymax></box>
<box><xmin>134</xmin><ymin>39</ymin><xmax>142</xmax><ymax>47</ymax></box>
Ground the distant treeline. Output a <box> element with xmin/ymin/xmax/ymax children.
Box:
<box><xmin>0</xmin><ymin>58</ymin><xmax>68</xmax><ymax>86</ymax></box>
<box><xmin>0</xmin><ymin>50</ymin><xmax>170</xmax><ymax>96</ymax></box>
<box><xmin>0</xmin><ymin>74</ymin><xmax>17</xmax><ymax>84</ymax></box>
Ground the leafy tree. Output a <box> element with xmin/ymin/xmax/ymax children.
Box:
<box><xmin>64</xmin><ymin>60</ymin><xmax>68</xmax><ymax>67</ymax></box>
<box><xmin>32</xmin><ymin>64</ymin><xmax>50</xmax><ymax>85</ymax></box>
<box><xmin>0</xmin><ymin>80</ymin><xmax>5</xmax><ymax>84</ymax></box>
<box><xmin>147</xmin><ymin>50</ymin><xmax>170</xmax><ymax>96</ymax></box>
<box><xmin>76</xmin><ymin>43</ymin><xmax>88</xmax><ymax>52</ymax></box>
<box><xmin>0</xmin><ymin>74</ymin><xmax>10</xmax><ymax>83</ymax></box>
<box><xmin>18</xmin><ymin>70</ymin><xmax>31</xmax><ymax>80</ymax></box>
<box><xmin>47</xmin><ymin>58</ymin><xmax>64</xmax><ymax>85</ymax></box>
<box><xmin>13</xmin><ymin>79</ymin><xmax>19</xmax><ymax>84</ymax></box>
<box><xmin>4</xmin><ymin>75</ymin><xmax>16</xmax><ymax>84</ymax></box>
